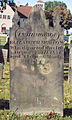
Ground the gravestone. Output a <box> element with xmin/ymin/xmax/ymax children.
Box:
<box><xmin>0</xmin><ymin>63</ymin><xmax>3</xmax><ymax>79</ymax></box>
<box><xmin>3</xmin><ymin>38</ymin><xmax>9</xmax><ymax>62</ymax></box>
<box><xmin>10</xmin><ymin>6</ymin><xmax>64</xmax><ymax>115</ymax></box>
<box><xmin>2</xmin><ymin>49</ymin><xmax>8</xmax><ymax>64</ymax></box>
<box><xmin>68</xmin><ymin>40</ymin><xmax>72</xmax><ymax>83</ymax></box>
<box><xmin>0</xmin><ymin>49</ymin><xmax>4</xmax><ymax>79</ymax></box>
<box><xmin>2</xmin><ymin>37</ymin><xmax>9</xmax><ymax>64</ymax></box>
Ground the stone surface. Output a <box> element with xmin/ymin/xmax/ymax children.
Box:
<box><xmin>3</xmin><ymin>38</ymin><xmax>9</xmax><ymax>62</ymax></box>
<box><xmin>0</xmin><ymin>63</ymin><xmax>3</xmax><ymax>79</ymax></box>
<box><xmin>10</xmin><ymin>7</ymin><xmax>64</xmax><ymax>115</ymax></box>
<box><xmin>68</xmin><ymin>40</ymin><xmax>72</xmax><ymax>83</ymax></box>
<box><xmin>0</xmin><ymin>49</ymin><xmax>4</xmax><ymax>79</ymax></box>
<box><xmin>2</xmin><ymin>49</ymin><xmax>8</xmax><ymax>64</ymax></box>
<box><xmin>0</xmin><ymin>49</ymin><xmax>4</xmax><ymax>63</ymax></box>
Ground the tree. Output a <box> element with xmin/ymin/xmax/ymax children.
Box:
<box><xmin>25</xmin><ymin>3</ymin><xmax>28</xmax><ymax>6</ymax></box>
<box><xmin>45</xmin><ymin>1</ymin><xmax>72</xmax><ymax>30</ymax></box>
<box><xmin>45</xmin><ymin>1</ymin><xmax>67</xmax><ymax>12</ymax></box>
<box><xmin>53</xmin><ymin>6</ymin><xmax>72</xmax><ymax>30</ymax></box>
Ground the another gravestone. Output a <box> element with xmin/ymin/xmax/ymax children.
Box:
<box><xmin>68</xmin><ymin>40</ymin><xmax>72</xmax><ymax>83</ymax></box>
<box><xmin>0</xmin><ymin>49</ymin><xmax>4</xmax><ymax>79</ymax></box>
<box><xmin>10</xmin><ymin>6</ymin><xmax>64</xmax><ymax>115</ymax></box>
<box><xmin>3</xmin><ymin>38</ymin><xmax>9</xmax><ymax>62</ymax></box>
<box><xmin>0</xmin><ymin>63</ymin><xmax>3</xmax><ymax>79</ymax></box>
<box><xmin>2</xmin><ymin>49</ymin><xmax>8</xmax><ymax>64</ymax></box>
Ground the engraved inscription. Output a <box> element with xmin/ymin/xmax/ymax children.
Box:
<box><xmin>10</xmin><ymin>32</ymin><xmax>63</xmax><ymax>62</ymax></box>
<box><xmin>16</xmin><ymin>29</ymin><xmax>59</xmax><ymax>40</ymax></box>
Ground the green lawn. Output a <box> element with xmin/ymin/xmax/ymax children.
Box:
<box><xmin>0</xmin><ymin>40</ymin><xmax>6</xmax><ymax>46</ymax></box>
<box><xmin>3</xmin><ymin>63</ymin><xmax>10</xmax><ymax>79</ymax></box>
<box><xmin>0</xmin><ymin>63</ymin><xmax>72</xmax><ymax>119</ymax></box>
<box><xmin>0</xmin><ymin>35</ymin><xmax>6</xmax><ymax>47</ymax></box>
<box><xmin>0</xmin><ymin>36</ymin><xmax>6</xmax><ymax>39</ymax></box>
<box><xmin>0</xmin><ymin>40</ymin><xmax>6</xmax><ymax>50</ymax></box>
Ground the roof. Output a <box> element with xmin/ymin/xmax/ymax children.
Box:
<box><xmin>17</xmin><ymin>6</ymin><xmax>32</xmax><ymax>17</ymax></box>
<box><xmin>37</xmin><ymin>1</ymin><xmax>44</xmax><ymax>3</ymax></box>
<box><xmin>11</xmin><ymin>5</ymin><xmax>51</xmax><ymax>18</ymax></box>
<box><xmin>11</xmin><ymin>6</ymin><xmax>32</xmax><ymax>17</ymax></box>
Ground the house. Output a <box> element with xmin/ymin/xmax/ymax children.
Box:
<box><xmin>0</xmin><ymin>0</ymin><xmax>48</xmax><ymax>33</ymax></box>
<box><xmin>0</xmin><ymin>3</ymin><xmax>14</xmax><ymax>33</ymax></box>
<box><xmin>35</xmin><ymin>0</ymin><xmax>45</xmax><ymax>10</ymax></box>
<box><xmin>0</xmin><ymin>2</ymin><xmax>33</xmax><ymax>33</ymax></box>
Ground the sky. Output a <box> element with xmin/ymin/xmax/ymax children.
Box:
<box><xmin>14</xmin><ymin>0</ymin><xmax>72</xmax><ymax>13</ymax></box>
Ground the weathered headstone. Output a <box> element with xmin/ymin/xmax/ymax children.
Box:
<box><xmin>3</xmin><ymin>38</ymin><xmax>9</xmax><ymax>62</ymax></box>
<box><xmin>68</xmin><ymin>40</ymin><xmax>72</xmax><ymax>83</ymax></box>
<box><xmin>2</xmin><ymin>49</ymin><xmax>8</xmax><ymax>64</ymax></box>
<box><xmin>0</xmin><ymin>49</ymin><xmax>4</xmax><ymax>79</ymax></box>
<box><xmin>10</xmin><ymin>6</ymin><xmax>64</xmax><ymax>115</ymax></box>
<box><xmin>0</xmin><ymin>63</ymin><xmax>3</xmax><ymax>79</ymax></box>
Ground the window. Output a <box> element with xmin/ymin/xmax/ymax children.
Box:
<box><xmin>0</xmin><ymin>15</ymin><xmax>2</xmax><ymax>19</ymax></box>
<box><xmin>7</xmin><ymin>15</ymin><xmax>10</xmax><ymax>19</ymax></box>
<box><xmin>1</xmin><ymin>24</ymin><xmax>6</xmax><ymax>32</ymax></box>
<box><xmin>3</xmin><ymin>15</ymin><xmax>6</xmax><ymax>19</ymax></box>
<box><xmin>40</xmin><ymin>4</ymin><xmax>43</xmax><ymax>7</ymax></box>
<box><xmin>2</xmin><ymin>27</ymin><xmax>6</xmax><ymax>32</ymax></box>
<box><xmin>37</xmin><ymin>4</ymin><xmax>43</xmax><ymax>8</ymax></box>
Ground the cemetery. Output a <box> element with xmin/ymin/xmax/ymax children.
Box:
<box><xmin>0</xmin><ymin>1</ymin><xmax>72</xmax><ymax>120</ymax></box>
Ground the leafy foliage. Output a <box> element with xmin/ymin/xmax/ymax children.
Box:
<box><xmin>45</xmin><ymin>1</ymin><xmax>72</xmax><ymax>30</ymax></box>
<box><xmin>53</xmin><ymin>6</ymin><xmax>72</xmax><ymax>29</ymax></box>
<box><xmin>45</xmin><ymin>1</ymin><xmax>67</xmax><ymax>12</ymax></box>
<box><xmin>25</xmin><ymin>2</ymin><xmax>29</xmax><ymax>6</ymax></box>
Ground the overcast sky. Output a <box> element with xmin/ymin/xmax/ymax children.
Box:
<box><xmin>14</xmin><ymin>0</ymin><xmax>72</xmax><ymax>13</ymax></box>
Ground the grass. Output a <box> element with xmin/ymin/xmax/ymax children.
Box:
<box><xmin>0</xmin><ymin>35</ymin><xmax>6</xmax><ymax>47</ymax></box>
<box><xmin>0</xmin><ymin>63</ymin><xmax>10</xmax><ymax>100</ymax></box>
<box><xmin>0</xmin><ymin>111</ymin><xmax>63</xmax><ymax>120</ymax></box>
<box><xmin>0</xmin><ymin>110</ymin><xmax>72</xmax><ymax>120</ymax></box>
<box><xmin>0</xmin><ymin>63</ymin><xmax>72</xmax><ymax>119</ymax></box>
<box><xmin>3</xmin><ymin>63</ymin><xmax>10</xmax><ymax>79</ymax></box>
<box><xmin>0</xmin><ymin>40</ymin><xmax>6</xmax><ymax>46</ymax></box>
<box><xmin>0</xmin><ymin>39</ymin><xmax>6</xmax><ymax>49</ymax></box>
<box><xmin>64</xmin><ymin>81</ymin><xmax>72</xmax><ymax>108</ymax></box>
<box><xmin>0</xmin><ymin>36</ymin><xmax>6</xmax><ymax>39</ymax></box>
<box><xmin>0</xmin><ymin>79</ymin><xmax>9</xmax><ymax>100</ymax></box>
<box><xmin>64</xmin><ymin>71</ymin><xmax>69</xmax><ymax>73</ymax></box>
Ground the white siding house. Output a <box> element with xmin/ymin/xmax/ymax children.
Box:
<box><xmin>35</xmin><ymin>1</ymin><xmax>45</xmax><ymax>10</ymax></box>
<box><xmin>0</xmin><ymin>3</ymin><xmax>14</xmax><ymax>33</ymax></box>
